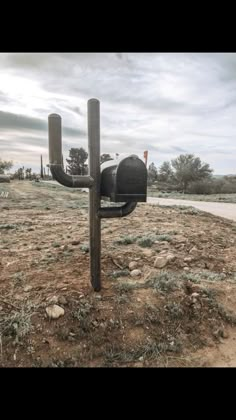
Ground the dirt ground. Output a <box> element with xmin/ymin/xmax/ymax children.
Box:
<box><xmin>0</xmin><ymin>181</ymin><xmax>236</xmax><ymax>367</ymax></box>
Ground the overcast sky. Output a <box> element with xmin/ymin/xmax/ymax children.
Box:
<box><xmin>0</xmin><ymin>52</ymin><xmax>235</xmax><ymax>174</ymax></box>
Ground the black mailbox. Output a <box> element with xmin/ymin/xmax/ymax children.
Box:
<box><xmin>100</xmin><ymin>155</ymin><xmax>147</xmax><ymax>202</ymax></box>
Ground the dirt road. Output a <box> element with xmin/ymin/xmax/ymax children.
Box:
<box><xmin>147</xmin><ymin>197</ymin><xmax>236</xmax><ymax>222</ymax></box>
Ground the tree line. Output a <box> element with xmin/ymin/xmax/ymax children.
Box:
<box><xmin>148</xmin><ymin>154</ymin><xmax>236</xmax><ymax>194</ymax></box>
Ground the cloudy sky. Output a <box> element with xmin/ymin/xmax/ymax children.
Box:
<box><xmin>0</xmin><ymin>52</ymin><xmax>235</xmax><ymax>174</ymax></box>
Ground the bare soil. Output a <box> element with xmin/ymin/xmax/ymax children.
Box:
<box><xmin>0</xmin><ymin>181</ymin><xmax>236</xmax><ymax>367</ymax></box>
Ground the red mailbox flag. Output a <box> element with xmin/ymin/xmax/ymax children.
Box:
<box><xmin>144</xmin><ymin>150</ymin><xmax>148</xmax><ymax>166</ymax></box>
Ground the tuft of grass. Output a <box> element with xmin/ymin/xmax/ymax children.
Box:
<box><xmin>137</xmin><ymin>236</ymin><xmax>155</xmax><ymax>248</ymax></box>
<box><xmin>114</xmin><ymin>295</ymin><xmax>129</xmax><ymax>304</ymax></box>
<box><xmin>11</xmin><ymin>271</ymin><xmax>26</xmax><ymax>285</ymax></box>
<box><xmin>111</xmin><ymin>270</ymin><xmax>130</xmax><ymax>279</ymax></box>
<box><xmin>115</xmin><ymin>232</ymin><xmax>173</xmax><ymax>247</ymax></box>
<box><xmin>72</xmin><ymin>301</ymin><xmax>93</xmax><ymax>332</ymax></box>
<box><xmin>0</xmin><ymin>302</ymin><xmax>37</xmax><ymax>342</ymax></box>
<box><xmin>155</xmin><ymin>234</ymin><xmax>172</xmax><ymax>242</ymax></box>
<box><xmin>0</xmin><ymin>224</ymin><xmax>18</xmax><ymax>230</ymax></box>
<box><xmin>52</xmin><ymin>242</ymin><xmax>60</xmax><ymax>248</ymax></box>
<box><xmin>165</xmin><ymin>302</ymin><xmax>184</xmax><ymax>320</ymax></box>
<box><xmin>80</xmin><ymin>244</ymin><xmax>89</xmax><ymax>253</ymax></box>
<box><xmin>151</xmin><ymin>272</ymin><xmax>180</xmax><ymax>293</ymax></box>
<box><xmin>182</xmin><ymin>271</ymin><xmax>226</xmax><ymax>283</ymax></box>
<box><xmin>114</xmin><ymin>236</ymin><xmax>137</xmax><ymax>245</ymax></box>
<box><xmin>114</xmin><ymin>282</ymin><xmax>135</xmax><ymax>293</ymax></box>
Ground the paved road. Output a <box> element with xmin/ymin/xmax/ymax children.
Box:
<box><xmin>147</xmin><ymin>197</ymin><xmax>236</xmax><ymax>222</ymax></box>
<box><xmin>42</xmin><ymin>181</ymin><xmax>236</xmax><ymax>222</ymax></box>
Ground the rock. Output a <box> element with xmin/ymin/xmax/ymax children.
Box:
<box><xmin>184</xmin><ymin>257</ymin><xmax>192</xmax><ymax>262</ymax></box>
<box><xmin>46</xmin><ymin>305</ymin><xmax>65</xmax><ymax>319</ymax></box>
<box><xmin>58</xmin><ymin>296</ymin><xmax>68</xmax><ymax>305</ymax></box>
<box><xmin>24</xmin><ymin>285</ymin><xmax>33</xmax><ymax>292</ymax></box>
<box><xmin>174</xmin><ymin>236</ymin><xmax>186</xmax><ymax>243</ymax></box>
<box><xmin>154</xmin><ymin>256</ymin><xmax>168</xmax><ymax>268</ymax></box>
<box><xmin>142</xmin><ymin>249</ymin><xmax>154</xmax><ymax>258</ymax></box>
<box><xmin>189</xmin><ymin>246</ymin><xmax>198</xmax><ymax>255</ymax></box>
<box><xmin>205</xmin><ymin>262</ymin><xmax>215</xmax><ymax>270</ymax></box>
<box><xmin>71</xmin><ymin>240</ymin><xmax>80</xmax><ymax>246</ymax></box>
<box><xmin>47</xmin><ymin>295</ymin><xmax>58</xmax><ymax>304</ymax></box>
<box><xmin>222</xmin><ymin>330</ymin><xmax>229</xmax><ymax>339</ymax></box>
<box><xmin>15</xmin><ymin>294</ymin><xmax>24</xmax><ymax>301</ymax></box>
<box><xmin>129</xmin><ymin>261</ymin><xmax>138</xmax><ymax>270</ymax></box>
<box><xmin>191</xmin><ymin>292</ymin><xmax>199</xmax><ymax>298</ymax></box>
<box><xmin>183</xmin><ymin>267</ymin><xmax>190</xmax><ymax>271</ymax></box>
<box><xmin>130</xmin><ymin>269</ymin><xmax>142</xmax><ymax>277</ymax></box>
<box><xmin>167</xmin><ymin>254</ymin><xmax>176</xmax><ymax>262</ymax></box>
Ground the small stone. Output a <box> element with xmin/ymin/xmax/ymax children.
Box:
<box><xmin>222</xmin><ymin>330</ymin><xmax>229</xmax><ymax>339</ymax></box>
<box><xmin>189</xmin><ymin>246</ymin><xmax>198</xmax><ymax>255</ymax></box>
<box><xmin>183</xmin><ymin>267</ymin><xmax>190</xmax><ymax>271</ymax></box>
<box><xmin>58</xmin><ymin>296</ymin><xmax>67</xmax><ymax>305</ymax></box>
<box><xmin>184</xmin><ymin>257</ymin><xmax>192</xmax><ymax>262</ymax></box>
<box><xmin>167</xmin><ymin>254</ymin><xmax>176</xmax><ymax>262</ymax></box>
<box><xmin>205</xmin><ymin>262</ymin><xmax>215</xmax><ymax>270</ymax></box>
<box><xmin>142</xmin><ymin>249</ymin><xmax>154</xmax><ymax>257</ymax></box>
<box><xmin>24</xmin><ymin>285</ymin><xmax>33</xmax><ymax>292</ymax></box>
<box><xmin>47</xmin><ymin>295</ymin><xmax>58</xmax><ymax>304</ymax></box>
<box><xmin>137</xmin><ymin>298</ymin><xmax>141</xmax><ymax>302</ymax></box>
<box><xmin>154</xmin><ymin>256</ymin><xmax>168</xmax><ymax>268</ymax></box>
<box><xmin>46</xmin><ymin>305</ymin><xmax>65</xmax><ymax>319</ymax></box>
<box><xmin>129</xmin><ymin>261</ymin><xmax>138</xmax><ymax>270</ymax></box>
<box><xmin>71</xmin><ymin>240</ymin><xmax>80</xmax><ymax>246</ymax></box>
<box><xmin>130</xmin><ymin>269</ymin><xmax>142</xmax><ymax>277</ymax></box>
<box><xmin>191</xmin><ymin>292</ymin><xmax>199</xmax><ymax>298</ymax></box>
<box><xmin>139</xmin><ymin>356</ymin><xmax>144</xmax><ymax>361</ymax></box>
<box><xmin>68</xmin><ymin>336</ymin><xmax>75</xmax><ymax>342</ymax></box>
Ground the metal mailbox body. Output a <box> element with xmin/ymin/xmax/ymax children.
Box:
<box><xmin>100</xmin><ymin>155</ymin><xmax>147</xmax><ymax>202</ymax></box>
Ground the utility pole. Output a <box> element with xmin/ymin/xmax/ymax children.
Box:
<box><xmin>40</xmin><ymin>155</ymin><xmax>44</xmax><ymax>178</ymax></box>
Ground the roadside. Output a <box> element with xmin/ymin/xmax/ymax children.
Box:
<box><xmin>147</xmin><ymin>197</ymin><xmax>236</xmax><ymax>222</ymax></box>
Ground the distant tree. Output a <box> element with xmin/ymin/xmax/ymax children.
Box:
<box><xmin>157</xmin><ymin>161</ymin><xmax>174</xmax><ymax>183</ymax></box>
<box><xmin>148</xmin><ymin>162</ymin><xmax>158</xmax><ymax>184</ymax></box>
<box><xmin>15</xmin><ymin>167</ymin><xmax>24</xmax><ymax>180</ymax></box>
<box><xmin>100</xmin><ymin>153</ymin><xmax>113</xmax><ymax>164</ymax></box>
<box><xmin>0</xmin><ymin>159</ymin><xmax>13</xmax><ymax>174</ymax></box>
<box><xmin>25</xmin><ymin>168</ymin><xmax>32</xmax><ymax>180</ymax></box>
<box><xmin>66</xmin><ymin>148</ymin><xmax>88</xmax><ymax>175</ymax></box>
<box><xmin>171</xmin><ymin>154</ymin><xmax>213</xmax><ymax>192</ymax></box>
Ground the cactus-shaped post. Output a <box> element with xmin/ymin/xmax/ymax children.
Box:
<box><xmin>48</xmin><ymin>98</ymin><xmax>145</xmax><ymax>292</ymax></box>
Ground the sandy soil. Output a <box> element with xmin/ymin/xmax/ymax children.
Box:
<box><xmin>0</xmin><ymin>181</ymin><xmax>236</xmax><ymax>367</ymax></box>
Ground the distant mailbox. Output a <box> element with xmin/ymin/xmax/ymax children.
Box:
<box><xmin>100</xmin><ymin>155</ymin><xmax>147</xmax><ymax>202</ymax></box>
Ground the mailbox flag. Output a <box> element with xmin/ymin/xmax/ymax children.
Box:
<box><xmin>144</xmin><ymin>150</ymin><xmax>148</xmax><ymax>166</ymax></box>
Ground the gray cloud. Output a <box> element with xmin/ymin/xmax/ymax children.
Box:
<box><xmin>0</xmin><ymin>110</ymin><xmax>85</xmax><ymax>137</ymax></box>
<box><xmin>0</xmin><ymin>53</ymin><xmax>236</xmax><ymax>174</ymax></box>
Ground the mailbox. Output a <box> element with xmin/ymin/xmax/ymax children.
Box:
<box><xmin>100</xmin><ymin>155</ymin><xmax>147</xmax><ymax>202</ymax></box>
